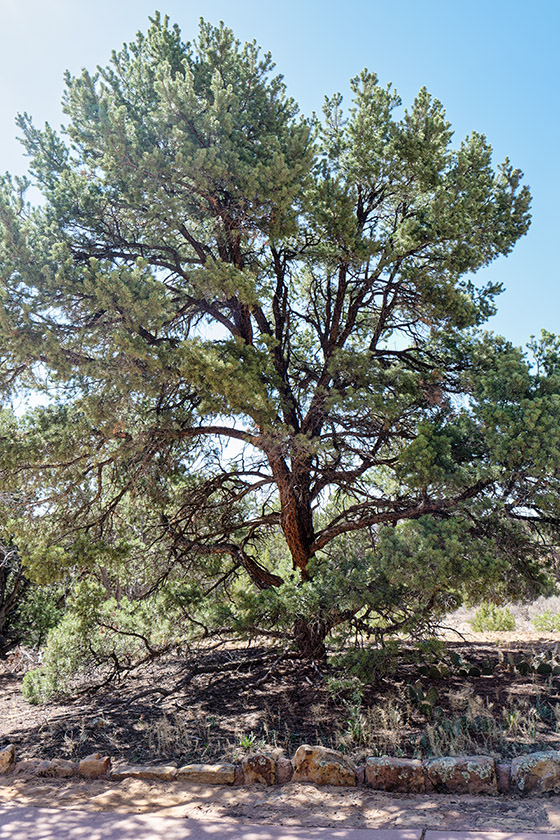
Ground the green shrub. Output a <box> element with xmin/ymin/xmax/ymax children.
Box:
<box><xmin>12</xmin><ymin>584</ymin><xmax>64</xmax><ymax>650</ymax></box>
<box><xmin>470</xmin><ymin>602</ymin><xmax>516</xmax><ymax>632</ymax></box>
<box><xmin>0</xmin><ymin>539</ymin><xmax>64</xmax><ymax>658</ymax></box>
<box><xmin>532</xmin><ymin>610</ymin><xmax>560</xmax><ymax>632</ymax></box>
<box><xmin>22</xmin><ymin>578</ymin><xmax>187</xmax><ymax>703</ymax></box>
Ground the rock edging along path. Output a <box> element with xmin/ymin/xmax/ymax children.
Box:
<box><xmin>3</xmin><ymin>743</ymin><xmax>560</xmax><ymax>796</ymax></box>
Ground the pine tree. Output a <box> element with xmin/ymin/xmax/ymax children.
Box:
<box><xmin>1</xmin><ymin>15</ymin><xmax>559</xmax><ymax>660</ymax></box>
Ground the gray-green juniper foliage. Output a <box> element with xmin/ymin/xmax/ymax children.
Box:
<box><xmin>1</xmin><ymin>14</ymin><xmax>559</xmax><ymax>661</ymax></box>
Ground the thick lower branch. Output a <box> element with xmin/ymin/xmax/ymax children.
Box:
<box><xmin>312</xmin><ymin>480</ymin><xmax>492</xmax><ymax>552</ymax></box>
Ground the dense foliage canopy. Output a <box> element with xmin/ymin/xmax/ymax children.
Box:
<box><xmin>1</xmin><ymin>14</ymin><xmax>559</xmax><ymax>662</ymax></box>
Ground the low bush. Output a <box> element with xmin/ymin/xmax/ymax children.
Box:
<box><xmin>532</xmin><ymin>610</ymin><xmax>560</xmax><ymax>632</ymax></box>
<box><xmin>470</xmin><ymin>602</ymin><xmax>516</xmax><ymax>632</ymax></box>
<box><xmin>22</xmin><ymin>578</ymin><xmax>186</xmax><ymax>703</ymax></box>
<box><xmin>0</xmin><ymin>541</ymin><xmax>63</xmax><ymax>658</ymax></box>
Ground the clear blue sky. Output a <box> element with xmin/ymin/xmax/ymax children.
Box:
<box><xmin>2</xmin><ymin>0</ymin><xmax>558</xmax><ymax>347</ymax></box>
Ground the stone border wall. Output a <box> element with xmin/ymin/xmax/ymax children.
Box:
<box><xmin>2</xmin><ymin>743</ymin><xmax>560</xmax><ymax>796</ymax></box>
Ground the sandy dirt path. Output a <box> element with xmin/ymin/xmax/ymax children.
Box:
<box><xmin>1</xmin><ymin>777</ymin><xmax>560</xmax><ymax>833</ymax></box>
<box><xmin>0</xmin><ymin>806</ymin><xmax>421</xmax><ymax>840</ymax></box>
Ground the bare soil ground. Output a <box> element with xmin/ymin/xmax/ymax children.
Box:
<box><xmin>3</xmin><ymin>776</ymin><xmax>560</xmax><ymax>832</ymax></box>
<box><xmin>4</xmin><ymin>618</ymin><xmax>560</xmax><ymax>831</ymax></box>
<box><xmin>3</xmin><ymin>631</ymin><xmax>560</xmax><ymax>767</ymax></box>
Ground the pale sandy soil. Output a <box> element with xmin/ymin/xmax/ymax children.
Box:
<box><xmin>1</xmin><ymin>776</ymin><xmax>560</xmax><ymax>832</ymax></box>
<box><xmin>443</xmin><ymin>595</ymin><xmax>560</xmax><ymax>639</ymax></box>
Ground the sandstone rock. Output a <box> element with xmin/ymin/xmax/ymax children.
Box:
<box><xmin>38</xmin><ymin>759</ymin><xmax>76</xmax><ymax>778</ymax></box>
<box><xmin>109</xmin><ymin>764</ymin><xmax>177</xmax><ymax>781</ymax></box>
<box><xmin>276</xmin><ymin>756</ymin><xmax>293</xmax><ymax>784</ymax></box>
<box><xmin>242</xmin><ymin>753</ymin><xmax>276</xmax><ymax>785</ymax></box>
<box><xmin>424</xmin><ymin>755</ymin><xmax>496</xmax><ymax>794</ymax></box>
<box><xmin>78</xmin><ymin>753</ymin><xmax>111</xmax><ymax>779</ymax></box>
<box><xmin>14</xmin><ymin>759</ymin><xmax>51</xmax><ymax>776</ymax></box>
<box><xmin>292</xmin><ymin>745</ymin><xmax>356</xmax><ymax>786</ymax></box>
<box><xmin>511</xmin><ymin>751</ymin><xmax>560</xmax><ymax>794</ymax></box>
<box><xmin>12</xmin><ymin>757</ymin><xmax>75</xmax><ymax>778</ymax></box>
<box><xmin>35</xmin><ymin>761</ymin><xmax>56</xmax><ymax>777</ymax></box>
<box><xmin>496</xmin><ymin>762</ymin><xmax>511</xmax><ymax>794</ymax></box>
<box><xmin>366</xmin><ymin>756</ymin><xmax>425</xmax><ymax>793</ymax></box>
<box><xmin>53</xmin><ymin>759</ymin><xmax>77</xmax><ymax>778</ymax></box>
<box><xmin>177</xmin><ymin>763</ymin><xmax>235</xmax><ymax>784</ymax></box>
<box><xmin>0</xmin><ymin>745</ymin><xmax>15</xmax><ymax>775</ymax></box>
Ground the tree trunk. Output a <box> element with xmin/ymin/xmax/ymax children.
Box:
<box><xmin>265</xmin><ymin>452</ymin><xmax>328</xmax><ymax>661</ymax></box>
<box><xmin>266</xmin><ymin>451</ymin><xmax>315</xmax><ymax>578</ymax></box>
<box><xmin>293</xmin><ymin>616</ymin><xmax>329</xmax><ymax>665</ymax></box>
